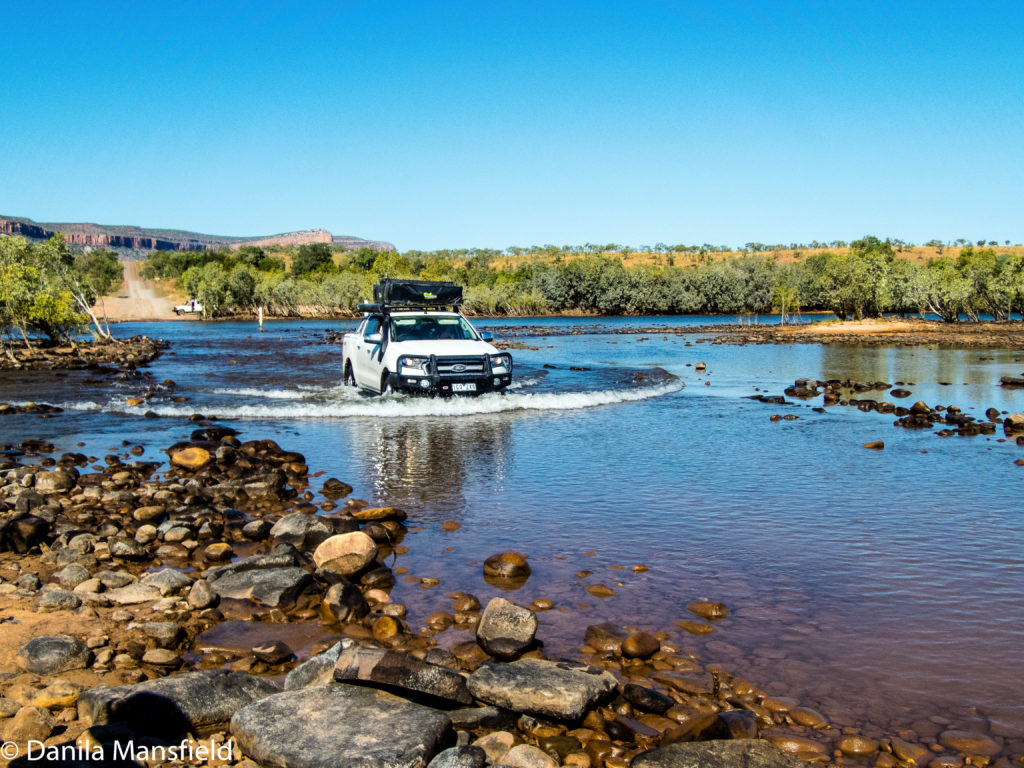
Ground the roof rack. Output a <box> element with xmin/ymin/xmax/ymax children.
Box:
<box><xmin>359</xmin><ymin>279</ymin><xmax>463</xmax><ymax>314</ymax></box>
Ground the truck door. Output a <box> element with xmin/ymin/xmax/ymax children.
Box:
<box><xmin>354</xmin><ymin>315</ymin><xmax>384</xmax><ymax>385</ymax></box>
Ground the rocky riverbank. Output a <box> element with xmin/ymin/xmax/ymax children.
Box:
<box><xmin>0</xmin><ymin>430</ymin><xmax>1019</xmax><ymax>768</ymax></box>
<box><xmin>0</xmin><ymin>336</ymin><xmax>168</xmax><ymax>372</ymax></box>
<box><xmin>707</xmin><ymin>319</ymin><xmax>1024</xmax><ymax>349</ymax></box>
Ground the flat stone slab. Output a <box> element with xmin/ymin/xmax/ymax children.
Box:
<box><xmin>207</xmin><ymin>566</ymin><xmax>312</xmax><ymax>607</ymax></box>
<box><xmin>633</xmin><ymin>740</ymin><xmax>811</xmax><ymax>768</ymax></box>
<box><xmin>231</xmin><ymin>683</ymin><xmax>452</xmax><ymax>768</ymax></box>
<box><xmin>334</xmin><ymin>645</ymin><xmax>473</xmax><ymax>705</ymax></box>
<box><xmin>466</xmin><ymin>659</ymin><xmax>617</xmax><ymax>721</ymax></box>
<box><xmin>79</xmin><ymin>669</ymin><xmax>280</xmax><ymax>737</ymax></box>
<box><xmin>104</xmin><ymin>583</ymin><xmax>161</xmax><ymax>605</ymax></box>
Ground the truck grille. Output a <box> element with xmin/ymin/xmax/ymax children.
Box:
<box><xmin>435</xmin><ymin>356</ymin><xmax>486</xmax><ymax>377</ymax></box>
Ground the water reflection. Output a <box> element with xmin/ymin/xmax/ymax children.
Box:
<box><xmin>350</xmin><ymin>415</ymin><xmax>513</xmax><ymax>519</ymax></box>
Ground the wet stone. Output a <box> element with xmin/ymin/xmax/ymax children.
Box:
<box><xmin>584</xmin><ymin>622</ymin><xmax>627</xmax><ymax>654</ymax></box>
<box><xmin>230</xmin><ymin>683</ymin><xmax>452</xmax><ymax>768</ymax></box>
<box><xmin>686</xmin><ymin>601</ymin><xmax>730</xmax><ymax>620</ymax></box>
<box><xmin>476</xmin><ymin>597</ymin><xmax>538</xmax><ymax>660</ymax></box>
<box><xmin>621</xmin><ymin>631</ymin><xmax>660</xmax><ymax>659</ymax></box>
<box><xmin>633</xmin><ymin>739</ymin><xmax>810</xmax><ymax>768</ymax></box>
<box><xmin>483</xmin><ymin>552</ymin><xmax>531</xmax><ymax>581</ymax></box>
<box><xmin>503</xmin><ymin>744</ymin><xmax>559</xmax><ymax>768</ymax></box>
<box><xmin>188</xmin><ymin>578</ymin><xmax>217</xmax><ymax>609</ymax></box>
<box><xmin>938</xmin><ymin>730</ymin><xmax>1002</xmax><ymax>757</ymax></box>
<box><xmin>833</xmin><ymin>735</ymin><xmax>877</xmax><ymax>757</ymax></box>
<box><xmin>622</xmin><ymin>683</ymin><xmax>673</xmax><ymax>714</ymax></box>
<box><xmin>324</xmin><ymin>578</ymin><xmax>370</xmax><ymax>622</ymax></box>
<box><xmin>674</xmin><ymin>620</ymin><xmax>714</xmax><ymax>635</ymax></box>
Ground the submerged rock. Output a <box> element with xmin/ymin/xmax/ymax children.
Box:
<box><xmin>633</xmin><ymin>739</ymin><xmax>810</xmax><ymax>768</ymax></box>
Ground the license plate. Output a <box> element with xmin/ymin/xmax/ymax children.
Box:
<box><xmin>452</xmin><ymin>382</ymin><xmax>476</xmax><ymax>392</ymax></box>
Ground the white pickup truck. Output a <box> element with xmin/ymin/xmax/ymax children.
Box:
<box><xmin>342</xmin><ymin>280</ymin><xmax>513</xmax><ymax>396</ymax></box>
<box><xmin>173</xmin><ymin>299</ymin><xmax>203</xmax><ymax>316</ymax></box>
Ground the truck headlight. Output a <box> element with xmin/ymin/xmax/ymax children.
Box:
<box><xmin>399</xmin><ymin>356</ymin><xmax>430</xmax><ymax>374</ymax></box>
<box><xmin>490</xmin><ymin>354</ymin><xmax>512</xmax><ymax>372</ymax></box>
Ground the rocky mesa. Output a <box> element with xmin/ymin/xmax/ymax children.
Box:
<box><xmin>0</xmin><ymin>215</ymin><xmax>395</xmax><ymax>253</ymax></box>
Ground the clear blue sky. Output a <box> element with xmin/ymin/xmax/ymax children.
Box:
<box><xmin>2</xmin><ymin>1</ymin><xmax>1022</xmax><ymax>251</ymax></box>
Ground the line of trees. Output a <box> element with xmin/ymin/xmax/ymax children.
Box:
<box><xmin>139</xmin><ymin>236</ymin><xmax>1024</xmax><ymax>322</ymax></box>
<box><xmin>0</xmin><ymin>234</ymin><xmax>123</xmax><ymax>356</ymax></box>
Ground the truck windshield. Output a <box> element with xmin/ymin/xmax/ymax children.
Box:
<box><xmin>391</xmin><ymin>316</ymin><xmax>478</xmax><ymax>342</ymax></box>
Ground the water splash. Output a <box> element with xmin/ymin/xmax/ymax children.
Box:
<box><xmin>55</xmin><ymin>380</ymin><xmax>683</xmax><ymax>420</ymax></box>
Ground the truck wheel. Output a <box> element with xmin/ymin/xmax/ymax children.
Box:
<box><xmin>380</xmin><ymin>372</ymin><xmax>394</xmax><ymax>396</ymax></box>
<box><xmin>343</xmin><ymin>362</ymin><xmax>356</xmax><ymax>387</ymax></box>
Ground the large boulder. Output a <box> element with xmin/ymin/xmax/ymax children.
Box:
<box><xmin>475</xmin><ymin>597</ymin><xmax>537</xmax><ymax>660</ymax></box>
<box><xmin>17</xmin><ymin>636</ymin><xmax>90</xmax><ymax>675</ymax></box>
<box><xmin>312</xmin><ymin>532</ymin><xmax>377</xmax><ymax>577</ymax></box>
<box><xmin>78</xmin><ymin>669</ymin><xmax>279</xmax><ymax>738</ymax></box>
<box><xmin>334</xmin><ymin>645</ymin><xmax>473</xmax><ymax>706</ymax></box>
<box><xmin>632</xmin><ymin>740</ymin><xmax>811</xmax><ymax>768</ymax></box>
<box><xmin>231</xmin><ymin>683</ymin><xmax>451</xmax><ymax>768</ymax></box>
<box><xmin>467</xmin><ymin>659</ymin><xmax>617</xmax><ymax>721</ymax></box>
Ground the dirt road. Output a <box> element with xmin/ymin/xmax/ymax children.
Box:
<box><xmin>97</xmin><ymin>259</ymin><xmax>180</xmax><ymax>322</ymax></box>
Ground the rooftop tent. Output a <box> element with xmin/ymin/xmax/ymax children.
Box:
<box><xmin>372</xmin><ymin>279</ymin><xmax>463</xmax><ymax>307</ymax></box>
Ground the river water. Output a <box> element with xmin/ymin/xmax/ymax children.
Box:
<box><xmin>2</xmin><ymin>317</ymin><xmax>1023</xmax><ymax>742</ymax></box>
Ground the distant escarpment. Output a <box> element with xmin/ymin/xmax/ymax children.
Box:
<box><xmin>0</xmin><ymin>215</ymin><xmax>394</xmax><ymax>253</ymax></box>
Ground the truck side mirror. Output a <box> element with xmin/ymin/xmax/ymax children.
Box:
<box><xmin>481</xmin><ymin>332</ymin><xmax>493</xmax><ymax>342</ymax></box>
<box><xmin>365</xmin><ymin>332</ymin><xmax>383</xmax><ymax>344</ymax></box>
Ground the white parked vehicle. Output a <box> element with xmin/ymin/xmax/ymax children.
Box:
<box><xmin>342</xmin><ymin>280</ymin><xmax>513</xmax><ymax>396</ymax></box>
<box><xmin>173</xmin><ymin>299</ymin><xmax>203</xmax><ymax>315</ymax></box>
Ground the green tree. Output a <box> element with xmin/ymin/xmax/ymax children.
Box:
<box><xmin>290</xmin><ymin>243</ymin><xmax>334</xmax><ymax>277</ymax></box>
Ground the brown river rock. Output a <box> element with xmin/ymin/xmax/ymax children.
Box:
<box><xmin>836</xmin><ymin>734</ymin><xmax>879</xmax><ymax>757</ymax></box>
<box><xmin>169</xmin><ymin>446</ymin><xmax>212</xmax><ymax>471</ymax></box>
<box><xmin>673</xmin><ymin>620</ymin><xmax>714</xmax><ymax>635</ymax></box>
<box><xmin>483</xmin><ymin>551</ymin><xmax>531</xmax><ymax>579</ymax></box>
<box><xmin>937</xmin><ymin>730</ymin><xmax>1002</xmax><ymax>756</ymax></box>
<box><xmin>686</xmin><ymin>600</ymin><xmax>730</xmax><ymax>620</ymax></box>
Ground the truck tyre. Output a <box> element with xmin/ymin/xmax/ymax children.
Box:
<box><xmin>343</xmin><ymin>361</ymin><xmax>356</xmax><ymax>387</ymax></box>
<box><xmin>380</xmin><ymin>372</ymin><xmax>394</xmax><ymax>396</ymax></box>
